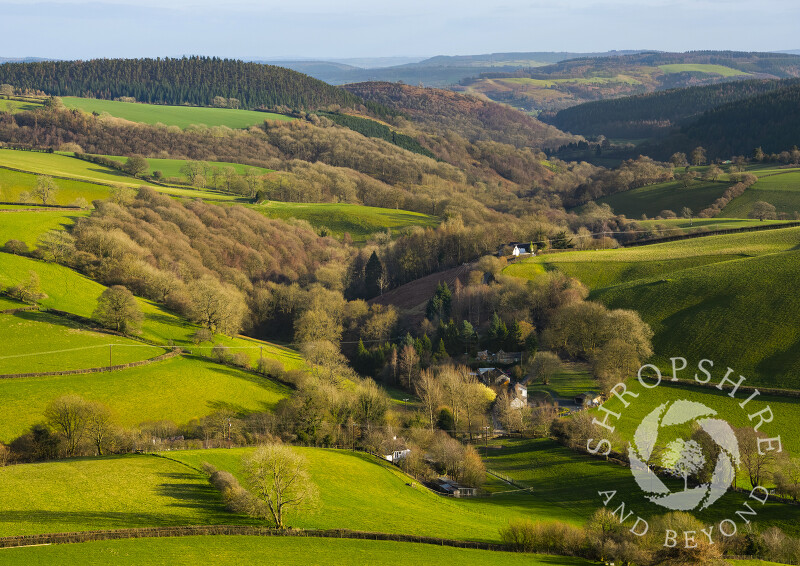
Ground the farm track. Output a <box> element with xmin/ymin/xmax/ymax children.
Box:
<box><xmin>0</xmin><ymin>348</ymin><xmax>179</xmax><ymax>379</ymax></box>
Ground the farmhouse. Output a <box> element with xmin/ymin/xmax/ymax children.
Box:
<box><xmin>384</xmin><ymin>449</ymin><xmax>411</xmax><ymax>464</ymax></box>
<box><xmin>510</xmin><ymin>242</ymin><xmax>535</xmax><ymax>257</ymax></box>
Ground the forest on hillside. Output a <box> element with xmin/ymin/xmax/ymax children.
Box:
<box><xmin>0</xmin><ymin>57</ymin><xmax>362</xmax><ymax>110</ymax></box>
<box><xmin>549</xmin><ymin>78</ymin><xmax>797</xmax><ymax>138</ymax></box>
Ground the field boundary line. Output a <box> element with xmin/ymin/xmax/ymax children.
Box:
<box><xmin>622</xmin><ymin>220</ymin><xmax>800</xmax><ymax>247</ymax></box>
<box><xmin>0</xmin><ymin>525</ymin><xmax>511</xmax><ymax>552</ymax></box>
<box><xmin>0</xmin><ymin>348</ymin><xmax>179</xmax><ymax>379</ymax></box>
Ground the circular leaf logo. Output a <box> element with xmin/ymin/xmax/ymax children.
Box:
<box><xmin>628</xmin><ymin>399</ymin><xmax>740</xmax><ymax>511</ymax></box>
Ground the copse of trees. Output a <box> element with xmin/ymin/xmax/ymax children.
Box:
<box><xmin>0</xmin><ymin>57</ymin><xmax>363</xmax><ymax>110</ymax></box>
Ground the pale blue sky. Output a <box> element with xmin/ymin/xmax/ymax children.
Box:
<box><xmin>1</xmin><ymin>0</ymin><xmax>798</xmax><ymax>60</ymax></box>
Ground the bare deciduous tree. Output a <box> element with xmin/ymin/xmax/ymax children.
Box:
<box><xmin>242</xmin><ymin>442</ymin><xmax>318</xmax><ymax>529</ymax></box>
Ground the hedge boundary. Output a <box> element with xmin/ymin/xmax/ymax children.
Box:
<box><xmin>0</xmin><ymin>348</ymin><xmax>179</xmax><ymax>379</ymax></box>
<box><xmin>0</xmin><ymin>525</ymin><xmax>508</xmax><ymax>551</ymax></box>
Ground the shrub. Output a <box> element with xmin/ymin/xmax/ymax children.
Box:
<box><xmin>192</xmin><ymin>327</ymin><xmax>214</xmax><ymax>344</ymax></box>
<box><xmin>231</xmin><ymin>351</ymin><xmax>250</xmax><ymax>368</ymax></box>
<box><xmin>3</xmin><ymin>239</ymin><xmax>28</xmax><ymax>255</ymax></box>
<box><xmin>211</xmin><ymin>343</ymin><xmax>231</xmax><ymax>363</ymax></box>
<box><xmin>256</xmin><ymin>357</ymin><xmax>285</xmax><ymax>379</ymax></box>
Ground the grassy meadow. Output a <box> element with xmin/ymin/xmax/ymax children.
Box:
<box><xmin>0</xmin><ymin>311</ymin><xmax>163</xmax><ymax>375</ymax></box>
<box><xmin>0</xmin><ymin>166</ymin><xmax>114</xmax><ymax>206</ymax></box>
<box><xmin>657</xmin><ymin>63</ymin><xmax>748</xmax><ymax>76</ymax></box>
<box><xmin>483</xmin><ymin>437</ymin><xmax>800</xmax><ymax>535</ymax></box>
<box><xmin>0</xmin><ymin>536</ymin><xmax>591</xmax><ymax>566</ymax></box>
<box><xmin>0</xmin><ymin>454</ymin><xmax>247</xmax><ymax>537</ymax></box>
<box><xmin>0</xmin><ymin>252</ymin><xmax>304</xmax><ymax>370</ymax></box>
<box><xmin>721</xmin><ymin>169</ymin><xmax>800</xmax><ymax>217</ymax></box>
<box><xmin>252</xmin><ymin>201</ymin><xmax>439</xmax><ymax>242</ymax></box>
<box><xmin>595</xmin><ymin>178</ymin><xmax>729</xmax><ymax>218</ymax></box>
<box><xmin>0</xmin><ymin>149</ymin><xmax>147</xmax><ymax>186</ymax></box>
<box><xmin>63</xmin><ymin>97</ymin><xmax>293</xmax><ymax>129</ymax></box>
<box><xmin>636</xmin><ymin>217</ymin><xmax>792</xmax><ymax>233</ymax></box>
<box><xmin>0</xmin><ymin>208</ymin><xmax>89</xmax><ymax>246</ymax></box>
<box><xmin>0</xmin><ymin>98</ymin><xmax>42</xmax><ymax>113</ymax></box>
<box><xmin>506</xmin><ymin>226</ymin><xmax>800</xmax><ymax>388</ymax></box>
<box><xmin>0</xmin><ymin>355</ymin><xmax>290</xmax><ymax>441</ymax></box>
<box><xmin>97</xmin><ymin>155</ymin><xmax>272</xmax><ymax>180</ymax></box>
<box><xmin>167</xmin><ymin>447</ymin><xmax>563</xmax><ymax>540</ymax></box>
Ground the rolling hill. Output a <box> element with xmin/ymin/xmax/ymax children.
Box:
<box><xmin>505</xmin><ymin>226</ymin><xmax>800</xmax><ymax>388</ymax></box>
<box><xmin>461</xmin><ymin>51</ymin><xmax>800</xmax><ymax>113</ymax></box>
<box><xmin>0</xmin><ymin>57</ymin><xmax>362</xmax><ymax>110</ymax></box>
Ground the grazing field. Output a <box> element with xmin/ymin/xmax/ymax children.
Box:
<box><xmin>0</xmin><ymin>98</ymin><xmax>41</xmax><ymax>113</ymax></box>
<box><xmin>594</xmin><ymin>178</ymin><xmax>730</xmax><ymax>218</ymax></box>
<box><xmin>596</xmin><ymin>380</ymin><xmax>800</xmax><ymax>460</ymax></box>
<box><xmin>0</xmin><ymin>252</ymin><xmax>304</xmax><ymax>370</ymax></box>
<box><xmin>98</xmin><ymin>155</ymin><xmax>272</xmax><ymax>180</ymax></box>
<box><xmin>0</xmin><ymin>455</ymin><xmax>250</xmax><ymax>537</ymax></box>
<box><xmin>0</xmin><ymin>149</ymin><xmax>146</xmax><ymax>186</ymax></box>
<box><xmin>0</xmin><ymin>536</ymin><xmax>592</xmax><ymax>566</ymax></box>
<box><xmin>0</xmin><ymin>355</ymin><xmax>290</xmax><ymax>441</ymax></box>
<box><xmin>63</xmin><ymin>97</ymin><xmax>293</xmax><ymax>129</ymax></box>
<box><xmin>168</xmin><ymin>447</ymin><xmax>562</xmax><ymax>541</ymax></box>
<box><xmin>483</xmin><ymin>437</ymin><xmax>800</xmax><ymax>534</ymax></box>
<box><xmin>252</xmin><ymin>201</ymin><xmax>439</xmax><ymax>242</ymax></box>
<box><xmin>636</xmin><ymin>217</ymin><xmax>792</xmax><ymax>233</ymax></box>
<box><xmin>506</xmin><ymin>227</ymin><xmax>800</xmax><ymax>388</ymax></box>
<box><xmin>526</xmin><ymin>362</ymin><xmax>597</xmax><ymax>400</ymax></box>
<box><xmin>657</xmin><ymin>63</ymin><xmax>748</xmax><ymax>76</ymax></box>
<box><xmin>0</xmin><ymin>209</ymin><xmax>89</xmax><ymax>246</ymax></box>
<box><xmin>0</xmin><ymin>311</ymin><xmax>163</xmax><ymax>375</ymax></box>
<box><xmin>720</xmin><ymin>169</ymin><xmax>800</xmax><ymax>217</ymax></box>
<box><xmin>0</xmin><ymin>166</ymin><xmax>114</xmax><ymax>205</ymax></box>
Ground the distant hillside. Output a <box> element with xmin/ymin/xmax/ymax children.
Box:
<box><xmin>549</xmin><ymin>78</ymin><xmax>796</xmax><ymax>138</ymax></box>
<box><xmin>0</xmin><ymin>56</ymin><xmax>362</xmax><ymax>110</ymax></box>
<box><xmin>274</xmin><ymin>51</ymin><xmax>640</xmax><ymax>87</ymax></box>
<box><xmin>461</xmin><ymin>51</ymin><xmax>800</xmax><ymax>113</ymax></box>
<box><xmin>343</xmin><ymin>81</ymin><xmax>578</xmax><ymax>150</ymax></box>
<box><xmin>671</xmin><ymin>82</ymin><xmax>800</xmax><ymax>157</ymax></box>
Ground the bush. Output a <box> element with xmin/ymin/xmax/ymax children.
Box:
<box><xmin>231</xmin><ymin>351</ymin><xmax>250</xmax><ymax>368</ymax></box>
<box><xmin>3</xmin><ymin>239</ymin><xmax>28</xmax><ymax>255</ymax></box>
<box><xmin>192</xmin><ymin>327</ymin><xmax>214</xmax><ymax>344</ymax></box>
<box><xmin>211</xmin><ymin>343</ymin><xmax>231</xmax><ymax>363</ymax></box>
<box><xmin>256</xmin><ymin>357</ymin><xmax>285</xmax><ymax>379</ymax></box>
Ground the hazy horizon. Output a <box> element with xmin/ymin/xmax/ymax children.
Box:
<box><xmin>1</xmin><ymin>0</ymin><xmax>799</xmax><ymax>61</ymax></box>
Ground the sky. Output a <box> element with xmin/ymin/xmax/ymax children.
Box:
<box><xmin>1</xmin><ymin>0</ymin><xmax>799</xmax><ymax>61</ymax></box>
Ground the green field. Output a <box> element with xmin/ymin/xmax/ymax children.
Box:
<box><xmin>502</xmin><ymin>75</ymin><xmax>641</xmax><ymax>87</ymax></box>
<box><xmin>0</xmin><ymin>209</ymin><xmax>89</xmax><ymax>246</ymax></box>
<box><xmin>483</xmin><ymin>437</ymin><xmax>800</xmax><ymax>534</ymax></box>
<box><xmin>0</xmin><ymin>355</ymin><xmax>290</xmax><ymax>441</ymax></box>
<box><xmin>0</xmin><ymin>252</ymin><xmax>304</xmax><ymax>370</ymax></box>
<box><xmin>0</xmin><ymin>98</ymin><xmax>41</xmax><ymax>113</ymax></box>
<box><xmin>526</xmin><ymin>362</ymin><xmax>597</xmax><ymax>400</ymax></box>
<box><xmin>0</xmin><ymin>311</ymin><xmax>163</xmax><ymax>375</ymax></box>
<box><xmin>636</xmin><ymin>217</ymin><xmax>792</xmax><ymax>233</ymax></box>
<box><xmin>0</xmin><ymin>149</ymin><xmax>146</xmax><ymax>187</ymax></box>
<box><xmin>658</xmin><ymin>63</ymin><xmax>748</xmax><ymax>76</ymax></box>
<box><xmin>252</xmin><ymin>201</ymin><xmax>439</xmax><ymax>242</ymax></box>
<box><xmin>168</xmin><ymin>447</ymin><xmax>570</xmax><ymax>540</ymax></box>
<box><xmin>506</xmin><ymin>227</ymin><xmax>800</xmax><ymax>387</ymax></box>
<box><xmin>0</xmin><ymin>536</ymin><xmax>590</xmax><ymax>566</ymax></box>
<box><xmin>63</xmin><ymin>97</ymin><xmax>293</xmax><ymax>129</ymax></box>
<box><xmin>98</xmin><ymin>155</ymin><xmax>272</xmax><ymax>180</ymax></box>
<box><xmin>595</xmin><ymin>178</ymin><xmax>730</xmax><ymax>218</ymax></box>
<box><xmin>721</xmin><ymin>170</ymin><xmax>800</xmax><ymax>218</ymax></box>
<box><xmin>0</xmin><ymin>166</ymin><xmax>114</xmax><ymax>206</ymax></box>
<box><xmin>0</xmin><ymin>455</ymin><xmax>247</xmax><ymax>537</ymax></box>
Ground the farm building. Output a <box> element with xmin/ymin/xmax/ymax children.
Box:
<box><xmin>574</xmin><ymin>392</ymin><xmax>603</xmax><ymax>407</ymax></box>
<box><xmin>432</xmin><ymin>477</ymin><xmax>478</xmax><ymax>497</ymax></box>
